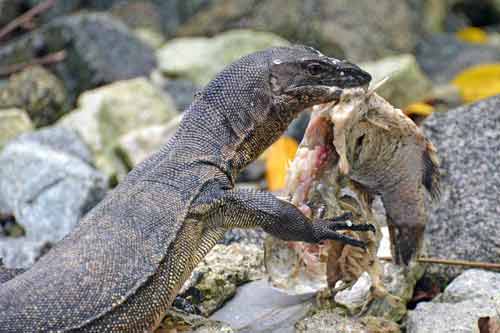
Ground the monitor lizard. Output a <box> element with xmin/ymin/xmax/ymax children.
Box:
<box><xmin>0</xmin><ymin>46</ymin><xmax>372</xmax><ymax>332</ymax></box>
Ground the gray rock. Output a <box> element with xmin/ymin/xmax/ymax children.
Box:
<box><xmin>0</xmin><ymin>0</ymin><xmax>22</xmax><ymax>27</ymax></box>
<box><xmin>0</xmin><ymin>127</ymin><xmax>107</xmax><ymax>268</ymax></box>
<box><xmin>22</xmin><ymin>0</ymin><xmax>83</xmax><ymax>22</ymax></box>
<box><xmin>211</xmin><ymin>279</ymin><xmax>314</xmax><ymax>333</ymax></box>
<box><xmin>219</xmin><ymin>228</ymin><xmax>265</xmax><ymax>246</ymax></box>
<box><xmin>422</xmin><ymin>95</ymin><xmax>500</xmax><ymax>280</ymax></box>
<box><xmin>438</xmin><ymin>269</ymin><xmax>500</xmax><ymax>303</ymax></box>
<box><xmin>161</xmin><ymin>79</ymin><xmax>199</xmax><ymax>111</ymax></box>
<box><xmin>152</xmin><ymin>0</ymin><xmax>213</xmax><ymax>36</ymax></box>
<box><xmin>10</xmin><ymin>125</ymin><xmax>93</xmax><ymax>164</ymax></box>
<box><xmin>109</xmin><ymin>0</ymin><xmax>163</xmax><ymax>34</ymax></box>
<box><xmin>407</xmin><ymin>299</ymin><xmax>496</xmax><ymax>333</ymax></box>
<box><xmin>407</xmin><ymin>0</ymin><xmax>450</xmax><ymax>33</ymax></box>
<box><xmin>0</xmin><ymin>66</ymin><xmax>68</xmax><ymax>127</ymax></box>
<box><xmin>285</xmin><ymin>112</ymin><xmax>310</xmax><ymax>142</ymax></box>
<box><xmin>150</xmin><ymin>69</ymin><xmax>200</xmax><ymax>111</ymax></box>
<box><xmin>0</xmin><ymin>12</ymin><xmax>156</xmax><ymax>104</ymax></box>
<box><xmin>22</xmin><ymin>0</ymin><xmax>210</xmax><ymax>34</ymax></box>
<box><xmin>416</xmin><ymin>34</ymin><xmax>500</xmax><ymax>84</ymax></box>
<box><xmin>407</xmin><ymin>269</ymin><xmax>500</xmax><ymax>333</ymax></box>
<box><xmin>176</xmin><ymin>0</ymin><xmax>430</xmax><ymax>62</ymax></box>
<box><xmin>235</xmin><ymin>160</ymin><xmax>266</xmax><ymax>183</ymax></box>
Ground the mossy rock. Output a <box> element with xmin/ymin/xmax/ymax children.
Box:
<box><xmin>0</xmin><ymin>108</ymin><xmax>33</xmax><ymax>148</ymax></box>
<box><xmin>0</xmin><ymin>66</ymin><xmax>67</xmax><ymax>127</ymax></box>
<box><xmin>157</xmin><ymin>29</ymin><xmax>289</xmax><ymax>86</ymax></box>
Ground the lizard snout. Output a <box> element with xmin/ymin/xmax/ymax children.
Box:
<box><xmin>330</xmin><ymin>60</ymin><xmax>372</xmax><ymax>88</ymax></box>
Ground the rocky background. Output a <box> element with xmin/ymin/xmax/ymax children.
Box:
<box><xmin>1</xmin><ymin>0</ymin><xmax>500</xmax><ymax>332</ymax></box>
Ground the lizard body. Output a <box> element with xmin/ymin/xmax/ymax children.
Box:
<box><xmin>0</xmin><ymin>46</ymin><xmax>371</xmax><ymax>332</ymax></box>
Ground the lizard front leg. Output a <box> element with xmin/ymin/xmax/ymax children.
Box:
<box><xmin>195</xmin><ymin>189</ymin><xmax>374</xmax><ymax>247</ymax></box>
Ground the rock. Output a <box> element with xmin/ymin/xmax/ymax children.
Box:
<box><xmin>422</xmin><ymin>95</ymin><xmax>500</xmax><ymax>280</ymax></box>
<box><xmin>307</xmin><ymin>225</ymin><xmax>422</xmax><ymax>322</ymax></box>
<box><xmin>285</xmin><ymin>112</ymin><xmax>311</xmax><ymax>143</ymax></box>
<box><xmin>109</xmin><ymin>0</ymin><xmax>163</xmax><ymax>34</ymax></box>
<box><xmin>151</xmin><ymin>0</ymin><xmax>213</xmax><ymax>37</ymax></box>
<box><xmin>295</xmin><ymin>307</ymin><xmax>400</xmax><ymax>333</ymax></box>
<box><xmin>150</xmin><ymin>70</ymin><xmax>200</xmax><ymax>111</ymax></box>
<box><xmin>331</xmin><ymin>249</ymin><xmax>423</xmax><ymax>322</ymax></box>
<box><xmin>117</xmin><ymin>114</ymin><xmax>182</xmax><ymax>168</ymax></box>
<box><xmin>407</xmin><ymin>0</ymin><xmax>450</xmax><ymax>33</ymax></box>
<box><xmin>157</xmin><ymin>29</ymin><xmax>289</xmax><ymax>86</ymax></box>
<box><xmin>220</xmin><ymin>228</ymin><xmax>265</xmax><ymax>246</ymax></box>
<box><xmin>416</xmin><ymin>34</ymin><xmax>500</xmax><ymax>84</ymax></box>
<box><xmin>181</xmin><ymin>243</ymin><xmax>265</xmax><ymax>316</ymax></box>
<box><xmin>0</xmin><ymin>13</ymin><xmax>156</xmax><ymax>104</ymax></box>
<box><xmin>158</xmin><ymin>308</ymin><xmax>233</xmax><ymax>332</ymax></box>
<box><xmin>21</xmin><ymin>0</ymin><xmax>83</xmax><ymax>22</ymax></box>
<box><xmin>0</xmin><ymin>66</ymin><xmax>67</xmax><ymax>127</ymax></box>
<box><xmin>176</xmin><ymin>0</ymin><xmax>429</xmax><ymax>62</ymax></box>
<box><xmin>0</xmin><ymin>108</ymin><xmax>33</xmax><ymax>148</ymax></box>
<box><xmin>0</xmin><ymin>0</ymin><xmax>22</xmax><ymax>27</ymax></box>
<box><xmin>211</xmin><ymin>279</ymin><xmax>314</xmax><ymax>333</ymax></box>
<box><xmin>439</xmin><ymin>269</ymin><xmax>500</xmax><ymax>303</ymax></box>
<box><xmin>235</xmin><ymin>160</ymin><xmax>266</xmax><ymax>183</ymax></box>
<box><xmin>407</xmin><ymin>269</ymin><xmax>500</xmax><ymax>333</ymax></box>
<box><xmin>133</xmin><ymin>28</ymin><xmax>166</xmax><ymax>50</ymax></box>
<box><xmin>161</xmin><ymin>79</ymin><xmax>199</xmax><ymax>111</ymax></box>
<box><xmin>58</xmin><ymin>78</ymin><xmax>178</xmax><ymax>182</ymax></box>
<box><xmin>0</xmin><ymin>127</ymin><xmax>107</xmax><ymax>268</ymax></box>
<box><xmin>334</xmin><ymin>273</ymin><xmax>373</xmax><ymax>313</ymax></box>
<box><xmin>365</xmin><ymin>262</ymin><xmax>424</xmax><ymax>321</ymax></box>
<box><xmin>360</xmin><ymin>54</ymin><xmax>433</xmax><ymax>108</ymax></box>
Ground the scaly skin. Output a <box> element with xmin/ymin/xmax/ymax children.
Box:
<box><xmin>0</xmin><ymin>46</ymin><xmax>371</xmax><ymax>332</ymax></box>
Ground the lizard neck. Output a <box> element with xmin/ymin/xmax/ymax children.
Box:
<box><xmin>166</xmin><ymin>101</ymin><xmax>288</xmax><ymax>183</ymax></box>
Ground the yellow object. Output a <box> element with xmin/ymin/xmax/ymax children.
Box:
<box><xmin>404</xmin><ymin>102</ymin><xmax>435</xmax><ymax>117</ymax></box>
<box><xmin>452</xmin><ymin>63</ymin><xmax>500</xmax><ymax>102</ymax></box>
<box><xmin>265</xmin><ymin>136</ymin><xmax>298</xmax><ymax>191</ymax></box>
<box><xmin>456</xmin><ymin>27</ymin><xmax>488</xmax><ymax>44</ymax></box>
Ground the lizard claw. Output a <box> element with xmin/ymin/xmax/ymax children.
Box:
<box><xmin>311</xmin><ymin>212</ymin><xmax>375</xmax><ymax>248</ymax></box>
<box><xmin>324</xmin><ymin>212</ymin><xmax>375</xmax><ymax>233</ymax></box>
<box><xmin>328</xmin><ymin>221</ymin><xmax>376</xmax><ymax>234</ymax></box>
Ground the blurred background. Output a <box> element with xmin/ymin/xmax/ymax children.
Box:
<box><xmin>1</xmin><ymin>1</ymin><xmax>500</xmax><ymax>331</ymax></box>
<box><xmin>1</xmin><ymin>0</ymin><xmax>499</xmax><ymax>188</ymax></box>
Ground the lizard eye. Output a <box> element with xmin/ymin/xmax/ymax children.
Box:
<box><xmin>307</xmin><ymin>63</ymin><xmax>322</xmax><ymax>76</ymax></box>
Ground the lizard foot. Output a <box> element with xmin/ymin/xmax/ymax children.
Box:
<box><xmin>311</xmin><ymin>212</ymin><xmax>375</xmax><ymax>248</ymax></box>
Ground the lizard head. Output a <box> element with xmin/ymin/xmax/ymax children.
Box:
<box><xmin>268</xmin><ymin>46</ymin><xmax>372</xmax><ymax>112</ymax></box>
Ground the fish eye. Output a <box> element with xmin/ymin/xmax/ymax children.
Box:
<box><xmin>307</xmin><ymin>63</ymin><xmax>322</xmax><ymax>76</ymax></box>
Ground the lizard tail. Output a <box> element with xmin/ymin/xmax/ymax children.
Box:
<box><xmin>0</xmin><ymin>258</ymin><xmax>25</xmax><ymax>284</ymax></box>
